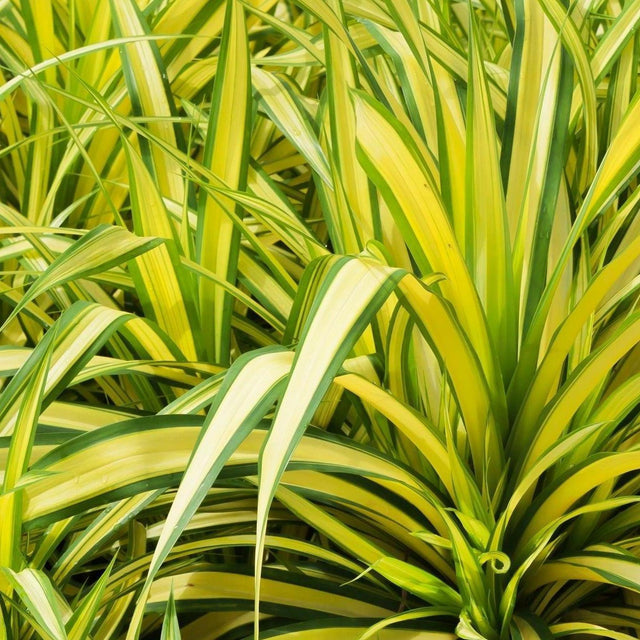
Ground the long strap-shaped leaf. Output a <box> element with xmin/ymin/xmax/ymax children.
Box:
<box><xmin>519</xmin><ymin>312</ymin><xmax>640</xmax><ymax>475</ymax></box>
<box><xmin>397</xmin><ymin>276</ymin><xmax>505</xmax><ymax>483</ymax></box>
<box><xmin>0</xmin><ymin>224</ymin><xmax>160</xmax><ymax>333</ymax></box>
<box><xmin>146</xmin><ymin>569</ymin><xmax>394</xmax><ymax>619</ymax></box>
<box><xmin>519</xmin><ymin>451</ymin><xmax>640</xmax><ymax>544</ymax></box>
<box><xmin>352</xmin><ymin>90</ymin><xmax>503</xmax><ymax>405</ymax></box>
<box><xmin>0</xmin><ymin>303</ymin><xmax>135</xmax><ymax>437</ymax></box>
<box><xmin>465</xmin><ymin>11</ymin><xmax>516</xmax><ymax>380</ymax></box>
<box><xmin>253</xmin><ymin>257</ymin><xmax>406</xmax><ymax>635</ymax></box>
<box><xmin>14</xmin><ymin>0</ymin><xmax>56</xmax><ymax>227</ymax></box>
<box><xmin>56</xmin><ymin>50</ymin><xmax>194</xmax><ymax>359</ymax></box>
<box><xmin>109</xmin><ymin>0</ymin><xmax>185</xmax><ymax>203</ymax></box>
<box><xmin>0</xmin><ymin>568</ymin><xmax>67</xmax><ymax>640</ymax></box>
<box><xmin>534</xmin><ymin>0</ymin><xmax>597</xmax><ymax>191</ymax></box>
<box><xmin>53</xmin><ymin>491</ymin><xmax>159</xmax><ymax>583</ymax></box>
<box><xmin>0</xmin><ymin>321</ymin><xmax>56</xmax><ymax>595</ymax></box>
<box><xmin>502</xmin><ymin>0</ymin><xmax>570</xmax><ymax>343</ymax></box>
<box><xmin>2</xmin><ymin>324</ymin><xmax>55</xmax><ymax>492</ymax></box>
<box><xmin>66</xmin><ymin>556</ymin><xmax>116</xmax><ymax>640</ymax></box>
<box><xmin>523</xmin><ymin>548</ymin><xmax>640</xmax><ymax>596</ymax></box>
<box><xmin>252</xmin><ymin>67</ymin><xmax>331</xmax><ymax>188</ymax></box>
<box><xmin>334</xmin><ymin>373</ymin><xmax>452</xmax><ymax>494</ymax></box>
<box><xmin>323</xmin><ymin>0</ymin><xmax>377</xmax><ymax>252</ymax></box>
<box><xmin>510</xmin><ymin>232</ymin><xmax>640</xmax><ymax>448</ymax></box>
<box><xmin>125</xmin><ymin>347</ymin><xmax>293</xmax><ymax>640</ymax></box>
<box><xmin>124</xmin><ymin>144</ymin><xmax>200</xmax><ymax>361</ymax></box>
<box><xmin>197</xmin><ymin>0</ymin><xmax>251</xmax><ymax>365</ymax></box>
<box><xmin>273</xmin><ymin>484</ymin><xmax>460</xmax><ymax>609</ymax></box>
<box><xmin>19</xmin><ymin>417</ymin><xmax>445</xmax><ymax>534</ymax></box>
<box><xmin>159</xmin><ymin>587</ymin><xmax>180</xmax><ymax>640</ymax></box>
<box><xmin>513</xmin><ymin>92</ymin><xmax>640</xmax><ymax>404</ymax></box>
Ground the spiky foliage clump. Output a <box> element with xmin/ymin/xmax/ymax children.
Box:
<box><xmin>2</xmin><ymin>0</ymin><xmax>640</xmax><ymax>638</ymax></box>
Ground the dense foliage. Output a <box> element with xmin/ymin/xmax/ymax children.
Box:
<box><xmin>2</xmin><ymin>0</ymin><xmax>640</xmax><ymax>638</ymax></box>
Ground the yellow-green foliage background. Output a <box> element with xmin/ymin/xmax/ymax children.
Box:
<box><xmin>1</xmin><ymin>0</ymin><xmax>640</xmax><ymax>638</ymax></box>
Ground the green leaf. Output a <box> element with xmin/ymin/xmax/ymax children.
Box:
<box><xmin>0</xmin><ymin>225</ymin><xmax>160</xmax><ymax>333</ymax></box>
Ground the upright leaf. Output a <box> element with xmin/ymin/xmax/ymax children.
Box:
<box><xmin>197</xmin><ymin>0</ymin><xmax>251</xmax><ymax>365</ymax></box>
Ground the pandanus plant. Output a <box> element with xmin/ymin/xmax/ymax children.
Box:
<box><xmin>2</xmin><ymin>0</ymin><xmax>640</xmax><ymax>638</ymax></box>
